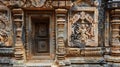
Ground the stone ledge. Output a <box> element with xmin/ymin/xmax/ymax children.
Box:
<box><xmin>0</xmin><ymin>57</ymin><xmax>13</xmax><ymax>64</ymax></box>
<box><xmin>105</xmin><ymin>55</ymin><xmax>120</xmax><ymax>62</ymax></box>
<box><xmin>66</xmin><ymin>57</ymin><xmax>105</xmax><ymax>64</ymax></box>
<box><xmin>0</xmin><ymin>48</ymin><xmax>14</xmax><ymax>54</ymax></box>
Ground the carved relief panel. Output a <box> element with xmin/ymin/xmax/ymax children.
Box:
<box><xmin>68</xmin><ymin>1</ymin><xmax>98</xmax><ymax>47</ymax></box>
<box><xmin>10</xmin><ymin>0</ymin><xmax>53</xmax><ymax>8</ymax></box>
<box><xmin>66</xmin><ymin>1</ymin><xmax>103</xmax><ymax>63</ymax></box>
<box><xmin>0</xmin><ymin>5</ymin><xmax>12</xmax><ymax>47</ymax></box>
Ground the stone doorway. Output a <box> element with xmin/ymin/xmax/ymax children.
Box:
<box><xmin>25</xmin><ymin>11</ymin><xmax>55</xmax><ymax>62</ymax></box>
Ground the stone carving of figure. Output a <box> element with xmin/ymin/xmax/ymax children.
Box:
<box><xmin>85</xmin><ymin>14</ymin><xmax>94</xmax><ymax>38</ymax></box>
<box><xmin>70</xmin><ymin>12</ymin><xmax>95</xmax><ymax>47</ymax></box>
<box><xmin>79</xmin><ymin>25</ymin><xmax>87</xmax><ymax>44</ymax></box>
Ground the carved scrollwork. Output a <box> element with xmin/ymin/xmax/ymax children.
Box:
<box><xmin>0</xmin><ymin>12</ymin><xmax>10</xmax><ymax>46</ymax></box>
<box><xmin>70</xmin><ymin>11</ymin><xmax>96</xmax><ymax>47</ymax></box>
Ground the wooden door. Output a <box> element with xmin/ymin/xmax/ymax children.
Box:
<box><xmin>33</xmin><ymin>22</ymin><xmax>49</xmax><ymax>55</ymax></box>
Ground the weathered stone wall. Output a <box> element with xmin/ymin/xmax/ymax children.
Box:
<box><xmin>0</xmin><ymin>0</ymin><xmax>120</xmax><ymax>67</ymax></box>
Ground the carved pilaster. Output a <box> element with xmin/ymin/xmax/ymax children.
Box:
<box><xmin>55</xmin><ymin>9</ymin><xmax>67</xmax><ymax>61</ymax></box>
<box><xmin>106</xmin><ymin>9</ymin><xmax>120</xmax><ymax>63</ymax></box>
<box><xmin>12</xmin><ymin>8</ymin><xmax>25</xmax><ymax>66</ymax></box>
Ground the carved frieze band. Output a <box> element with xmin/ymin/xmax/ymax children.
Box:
<box><xmin>1</xmin><ymin>0</ymin><xmax>72</xmax><ymax>8</ymax></box>
<box><xmin>66</xmin><ymin>47</ymin><xmax>103</xmax><ymax>57</ymax></box>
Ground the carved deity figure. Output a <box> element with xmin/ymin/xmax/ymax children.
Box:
<box><xmin>79</xmin><ymin>25</ymin><xmax>88</xmax><ymax>44</ymax></box>
<box><xmin>79</xmin><ymin>24</ymin><xmax>94</xmax><ymax>44</ymax></box>
<box><xmin>86</xmin><ymin>14</ymin><xmax>94</xmax><ymax>38</ymax></box>
<box><xmin>70</xmin><ymin>12</ymin><xmax>95</xmax><ymax>47</ymax></box>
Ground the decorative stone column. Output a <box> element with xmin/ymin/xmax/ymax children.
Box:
<box><xmin>106</xmin><ymin>9</ymin><xmax>120</xmax><ymax>66</ymax></box>
<box><xmin>55</xmin><ymin>9</ymin><xmax>67</xmax><ymax>66</ymax></box>
<box><xmin>12</xmin><ymin>8</ymin><xmax>26</xmax><ymax>66</ymax></box>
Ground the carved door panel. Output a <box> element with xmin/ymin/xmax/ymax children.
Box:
<box><xmin>33</xmin><ymin>22</ymin><xmax>49</xmax><ymax>55</ymax></box>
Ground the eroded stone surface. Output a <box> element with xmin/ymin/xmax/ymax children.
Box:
<box><xmin>0</xmin><ymin>0</ymin><xmax>120</xmax><ymax>67</ymax></box>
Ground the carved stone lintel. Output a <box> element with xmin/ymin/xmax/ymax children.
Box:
<box><xmin>1</xmin><ymin>0</ymin><xmax>72</xmax><ymax>9</ymax></box>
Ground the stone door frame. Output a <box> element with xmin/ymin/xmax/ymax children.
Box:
<box><xmin>24</xmin><ymin>10</ymin><xmax>55</xmax><ymax>61</ymax></box>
